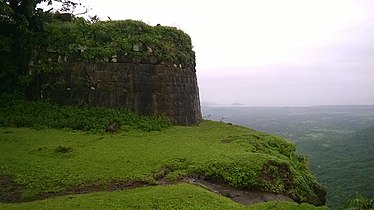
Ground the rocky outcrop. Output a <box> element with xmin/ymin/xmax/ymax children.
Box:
<box><xmin>30</xmin><ymin>61</ymin><xmax>201</xmax><ymax>125</ymax></box>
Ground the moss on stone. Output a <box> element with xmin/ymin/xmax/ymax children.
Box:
<box><xmin>32</xmin><ymin>18</ymin><xmax>195</xmax><ymax>73</ymax></box>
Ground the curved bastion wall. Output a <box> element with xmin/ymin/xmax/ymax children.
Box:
<box><xmin>28</xmin><ymin>20</ymin><xmax>202</xmax><ymax>125</ymax></box>
<box><xmin>30</xmin><ymin>58</ymin><xmax>202</xmax><ymax>125</ymax></box>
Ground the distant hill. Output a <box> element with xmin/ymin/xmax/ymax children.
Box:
<box><xmin>230</xmin><ymin>103</ymin><xmax>246</xmax><ymax>106</ymax></box>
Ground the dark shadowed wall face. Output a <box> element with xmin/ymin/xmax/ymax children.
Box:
<box><xmin>30</xmin><ymin>61</ymin><xmax>202</xmax><ymax>125</ymax></box>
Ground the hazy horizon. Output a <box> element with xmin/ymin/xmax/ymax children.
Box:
<box><xmin>45</xmin><ymin>0</ymin><xmax>374</xmax><ymax>107</ymax></box>
<box><xmin>201</xmin><ymin>101</ymin><xmax>374</xmax><ymax>108</ymax></box>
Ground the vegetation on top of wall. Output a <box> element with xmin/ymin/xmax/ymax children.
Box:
<box><xmin>31</xmin><ymin>18</ymin><xmax>195</xmax><ymax>74</ymax></box>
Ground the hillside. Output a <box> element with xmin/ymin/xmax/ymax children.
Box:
<box><xmin>297</xmin><ymin>125</ymin><xmax>374</xmax><ymax>209</ymax></box>
<box><xmin>202</xmin><ymin>105</ymin><xmax>374</xmax><ymax>209</ymax></box>
<box><xmin>0</xmin><ymin>100</ymin><xmax>327</xmax><ymax>209</ymax></box>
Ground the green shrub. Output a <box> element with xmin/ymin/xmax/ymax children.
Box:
<box><xmin>31</xmin><ymin>18</ymin><xmax>194</xmax><ymax>73</ymax></box>
<box><xmin>0</xmin><ymin>94</ymin><xmax>171</xmax><ymax>132</ymax></box>
<box><xmin>344</xmin><ymin>193</ymin><xmax>374</xmax><ymax>210</ymax></box>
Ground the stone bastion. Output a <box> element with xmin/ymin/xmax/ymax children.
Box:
<box><xmin>28</xmin><ymin>19</ymin><xmax>202</xmax><ymax>125</ymax></box>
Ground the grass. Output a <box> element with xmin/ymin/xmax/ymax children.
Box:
<box><xmin>1</xmin><ymin>121</ymin><xmax>322</xmax><ymax>203</ymax></box>
<box><xmin>0</xmin><ymin>95</ymin><xmax>171</xmax><ymax>132</ymax></box>
<box><xmin>0</xmin><ymin>97</ymin><xmax>327</xmax><ymax>208</ymax></box>
<box><xmin>0</xmin><ymin>183</ymin><xmax>328</xmax><ymax>210</ymax></box>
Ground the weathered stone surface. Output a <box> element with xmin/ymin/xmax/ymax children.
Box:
<box><xmin>30</xmin><ymin>61</ymin><xmax>202</xmax><ymax>125</ymax></box>
<box><xmin>106</xmin><ymin>121</ymin><xmax>120</xmax><ymax>133</ymax></box>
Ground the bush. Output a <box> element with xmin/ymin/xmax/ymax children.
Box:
<box><xmin>31</xmin><ymin>18</ymin><xmax>194</xmax><ymax>73</ymax></box>
<box><xmin>344</xmin><ymin>193</ymin><xmax>374</xmax><ymax>210</ymax></box>
<box><xmin>0</xmin><ymin>94</ymin><xmax>171</xmax><ymax>132</ymax></box>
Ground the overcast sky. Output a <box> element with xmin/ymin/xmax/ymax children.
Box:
<box><xmin>77</xmin><ymin>0</ymin><xmax>374</xmax><ymax>106</ymax></box>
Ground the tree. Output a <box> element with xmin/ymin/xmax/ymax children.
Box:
<box><xmin>0</xmin><ymin>0</ymin><xmax>35</xmax><ymax>93</ymax></box>
<box><xmin>0</xmin><ymin>0</ymin><xmax>83</xmax><ymax>93</ymax></box>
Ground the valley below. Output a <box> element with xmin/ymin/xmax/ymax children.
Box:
<box><xmin>203</xmin><ymin>105</ymin><xmax>374</xmax><ymax>209</ymax></box>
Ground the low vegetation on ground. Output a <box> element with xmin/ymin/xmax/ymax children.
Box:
<box><xmin>0</xmin><ymin>98</ymin><xmax>327</xmax><ymax>209</ymax></box>
<box><xmin>0</xmin><ymin>184</ymin><xmax>327</xmax><ymax>210</ymax></box>
<box><xmin>0</xmin><ymin>93</ymin><xmax>171</xmax><ymax>132</ymax></box>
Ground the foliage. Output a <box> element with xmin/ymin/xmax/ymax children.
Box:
<box><xmin>0</xmin><ymin>0</ymin><xmax>82</xmax><ymax>93</ymax></box>
<box><xmin>31</xmin><ymin>18</ymin><xmax>194</xmax><ymax>72</ymax></box>
<box><xmin>0</xmin><ymin>184</ymin><xmax>327</xmax><ymax>210</ymax></box>
<box><xmin>0</xmin><ymin>93</ymin><xmax>171</xmax><ymax>132</ymax></box>
<box><xmin>161</xmin><ymin>132</ymin><xmax>320</xmax><ymax>202</ymax></box>
<box><xmin>344</xmin><ymin>193</ymin><xmax>374</xmax><ymax>210</ymax></box>
<box><xmin>247</xmin><ymin>201</ymin><xmax>328</xmax><ymax>210</ymax></box>
<box><xmin>0</xmin><ymin>120</ymin><xmax>323</xmax><ymax>205</ymax></box>
<box><xmin>298</xmin><ymin>126</ymin><xmax>374</xmax><ymax>210</ymax></box>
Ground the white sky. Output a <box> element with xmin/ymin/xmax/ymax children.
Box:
<box><xmin>77</xmin><ymin>0</ymin><xmax>374</xmax><ymax>106</ymax></box>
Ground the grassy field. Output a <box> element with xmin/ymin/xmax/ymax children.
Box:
<box><xmin>0</xmin><ymin>118</ymin><xmax>327</xmax><ymax>209</ymax></box>
<box><xmin>0</xmin><ymin>184</ymin><xmax>327</xmax><ymax>210</ymax></box>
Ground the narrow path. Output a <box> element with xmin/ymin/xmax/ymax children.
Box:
<box><xmin>184</xmin><ymin>177</ymin><xmax>293</xmax><ymax>205</ymax></box>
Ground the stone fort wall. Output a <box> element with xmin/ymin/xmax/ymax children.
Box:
<box><xmin>28</xmin><ymin>20</ymin><xmax>202</xmax><ymax>125</ymax></box>
<box><xmin>31</xmin><ymin>59</ymin><xmax>202</xmax><ymax>125</ymax></box>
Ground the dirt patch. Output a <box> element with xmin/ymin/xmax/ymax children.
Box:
<box><xmin>0</xmin><ymin>176</ymin><xmax>23</xmax><ymax>203</ymax></box>
<box><xmin>185</xmin><ymin>176</ymin><xmax>293</xmax><ymax>205</ymax></box>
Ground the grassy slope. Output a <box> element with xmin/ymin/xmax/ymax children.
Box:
<box><xmin>0</xmin><ymin>121</ymin><xmax>325</xmax><ymax>209</ymax></box>
<box><xmin>0</xmin><ymin>184</ymin><xmax>327</xmax><ymax>210</ymax></box>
